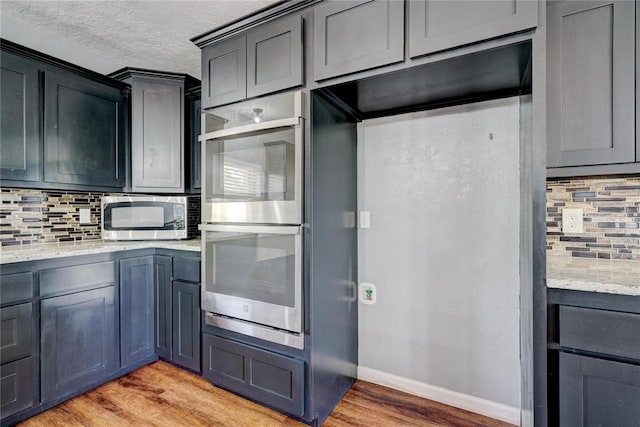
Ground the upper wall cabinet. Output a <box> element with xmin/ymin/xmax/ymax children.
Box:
<box><xmin>0</xmin><ymin>52</ymin><xmax>40</xmax><ymax>183</ymax></box>
<box><xmin>109</xmin><ymin>68</ymin><xmax>200</xmax><ymax>193</ymax></box>
<box><xmin>547</xmin><ymin>0</ymin><xmax>636</xmax><ymax>170</ymax></box>
<box><xmin>44</xmin><ymin>69</ymin><xmax>126</xmax><ymax>188</ymax></box>
<box><xmin>201</xmin><ymin>15</ymin><xmax>303</xmax><ymax>109</ymax></box>
<box><xmin>313</xmin><ymin>0</ymin><xmax>404</xmax><ymax>81</ymax></box>
<box><xmin>408</xmin><ymin>0</ymin><xmax>538</xmax><ymax>58</ymax></box>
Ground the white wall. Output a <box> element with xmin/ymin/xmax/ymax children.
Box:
<box><xmin>357</xmin><ymin>97</ymin><xmax>521</xmax><ymax>419</ymax></box>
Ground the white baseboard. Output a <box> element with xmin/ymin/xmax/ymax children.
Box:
<box><xmin>357</xmin><ymin>366</ymin><xmax>520</xmax><ymax>426</ymax></box>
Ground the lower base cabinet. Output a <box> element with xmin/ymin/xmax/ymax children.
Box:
<box><xmin>559</xmin><ymin>352</ymin><xmax>640</xmax><ymax>426</ymax></box>
<box><xmin>40</xmin><ymin>285</ymin><xmax>118</xmax><ymax>402</ymax></box>
<box><xmin>0</xmin><ymin>357</ymin><xmax>35</xmax><ymax>419</ymax></box>
<box><xmin>172</xmin><ymin>281</ymin><xmax>200</xmax><ymax>372</ymax></box>
<box><xmin>202</xmin><ymin>334</ymin><xmax>304</xmax><ymax>417</ymax></box>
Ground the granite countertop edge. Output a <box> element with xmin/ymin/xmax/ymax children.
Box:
<box><xmin>0</xmin><ymin>239</ymin><xmax>201</xmax><ymax>264</ymax></box>
<box><xmin>547</xmin><ymin>278</ymin><xmax>640</xmax><ymax>297</ymax></box>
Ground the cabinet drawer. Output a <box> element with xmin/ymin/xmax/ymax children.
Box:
<box><xmin>173</xmin><ymin>257</ymin><xmax>200</xmax><ymax>283</ymax></box>
<box><xmin>559</xmin><ymin>305</ymin><xmax>640</xmax><ymax>360</ymax></box>
<box><xmin>0</xmin><ymin>303</ymin><xmax>33</xmax><ymax>364</ymax></box>
<box><xmin>0</xmin><ymin>271</ymin><xmax>34</xmax><ymax>305</ymax></box>
<box><xmin>203</xmin><ymin>334</ymin><xmax>304</xmax><ymax>416</ymax></box>
<box><xmin>0</xmin><ymin>356</ymin><xmax>35</xmax><ymax>419</ymax></box>
<box><xmin>39</xmin><ymin>261</ymin><xmax>115</xmax><ymax>297</ymax></box>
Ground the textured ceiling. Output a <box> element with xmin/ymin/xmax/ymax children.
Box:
<box><xmin>0</xmin><ymin>0</ymin><xmax>279</xmax><ymax>79</ymax></box>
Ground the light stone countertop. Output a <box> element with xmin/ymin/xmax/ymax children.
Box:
<box><xmin>0</xmin><ymin>239</ymin><xmax>201</xmax><ymax>264</ymax></box>
<box><xmin>547</xmin><ymin>278</ymin><xmax>640</xmax><ymax>297</ymax></box>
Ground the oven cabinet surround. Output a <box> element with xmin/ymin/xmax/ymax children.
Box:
<box><xmin>200</xmin><ymin>14</ymin><xmax>303</xmax><ymax>108</ymax></box>
<box><xmin>0</xmin><ymin>262</ymin><xmax>38</xmax><ymax>421</ymax></box>
<box><xmin>108</xmin><ymin>68</ymin><xmax>201</xmax><ymax>193</ymax></box>
<box><xmin>548</xmin><ymin>289</ymin><xmax>640</xmax><ymax>425</ymax></box>
<box><xmin>546</xmin><ymin>0</ymin><xmax>640</xmax><ymax>177</ymax></box>
<box><xmin>0</xmin><ymin>42</ymin><xmax>128</xmax><ymax>192</ymax></box>
<box><xmin>0</xmin><ymin>249</ymin><xmax>201</xmax><ymax>426</ymax></box>
<box><xmin>156</xmin><ymin>254</ymin><xmax>201</xmax><ymax>373</ymax></box>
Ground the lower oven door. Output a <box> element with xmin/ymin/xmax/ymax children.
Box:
<box><xmin>200</xmin><ymin>224</ymin><xmax>302</xmax><ymax>346</ymax></box>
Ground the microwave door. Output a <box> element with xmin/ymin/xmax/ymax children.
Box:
<box><xmin>200</xmin><ymin>224</ymin><xmax>302</xmax><ymax>335</ymax></box>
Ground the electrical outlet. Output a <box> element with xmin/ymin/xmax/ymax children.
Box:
<box><xmin>360</xmin><ymin>211</ymin><xmax>371</xmax><ymax>229</ymax></box>
<box><xmin>79</xmin><ymin>208</ymin><xmax>91</xmax><ymax>224</ymax></box>
<box><xmin>359</xmin><ymin>282</ymin><xmax>376</xmax><ymax>305</ymax></box>
<box><xmin>562</xmin><ymin>208</ymin><xmax>583</xmax><ymax>233</ymax></box>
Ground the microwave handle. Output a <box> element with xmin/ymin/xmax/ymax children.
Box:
<box><xmin>199</xmin><ymin>117</ymin><xmax>300</xmax><ymax>142</ymax></box>
<box><xmin>199</xmin><ymin>224</ymin><xmax>301</xmax><ymax>235</ymax></box>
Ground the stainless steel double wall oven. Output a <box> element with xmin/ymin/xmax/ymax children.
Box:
<box><xmin>200</xmin><ymin>91</ymin><xmax>304</xmax><ymax>349</ymax></box>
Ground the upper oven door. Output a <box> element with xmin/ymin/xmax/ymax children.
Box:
<box><xmin>201</xmin><ymin>91</ymin><xmax>304</xmax><ymax>225</ymax></box>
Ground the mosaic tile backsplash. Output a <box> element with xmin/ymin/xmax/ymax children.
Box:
<box><xmin>0</xmin><ymin>188</ymin><xmax>200</xmax><ymax>247</ymax></box>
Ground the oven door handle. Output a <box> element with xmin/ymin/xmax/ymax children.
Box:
<box><xmin>199</xmin><ymin>117</ymin><xmax>301</xmax><ymax>142</ymax></box>
<box><xmin>198</xmin><ymin>224</ymin><xmax>301</xmax><ymax>235</ymax></box>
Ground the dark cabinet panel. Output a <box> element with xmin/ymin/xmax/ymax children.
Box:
<box><xmin>0</xmin><ymin>303</ymin><xmax>33</xmax><ymax>364</ymax></box>
<box><xmin>547</xmin><ymin>0</ymin><xmax>635</xmax><ymax>168</ymax></box>
<box><xmin>120</xmin><ymin>256</ymin><xmax>155</xmax><ymax>368</ymax></box>
<box><xmin>43</xmin><ymin>70</ymin><xmax>126</xmax><ymax>188</ymax></box>
<box><xmin>131</xmin><ymin>78</ymin><xmax>184</xmax><ymax>192</ymax></box>
<box><xmin>173</xmin><ymin>256</ymin><xmax>200</xmax><ymax>283</ymax></box>
<box><xmin>201</xmin><ymin>36</ymin><xmax>246</xmax><ymax>108</ymax></box>
<box><xmin>559</xmin><ymin>352</ymin><xmax>640</xmax><ymax>426</ymax></box>
<box><xmin>0</xmin><ymin>270</ymin><xmax>34</xmax><ymax>304</ymax></box>
<box><xmin>408</xmin><ymin>0</ymin><xmax>537</xmax><ymax>58</ymax></box>
<box><xmin>203</xmin><ymin>334</ymin><xmax>304</xmax><ymax>416</ymax></box>
<box><xmin>155</xmin><ymin>255</ymin><xmax>173</xmax><ymax>360</ymax></box>
<box><xmin>190</xmin><ymin>97</ymin><xmax>202</xmax><ymax>191</ymax></box>
<box><xmin>0</xmin><ymin>52</ymin><xmax>41</xmax><ymax>182</ymax></box>
<box><xmin>40</xmin><ymin>285</ymin><xmax>118</xmax><ymax>402</ymax></box>
<box><xmin>247</xmin><ymin>15</ymin><xmax>303</xmax><ymax>98</ymax></box>
<box><xmin>0</xmin><ymin>356</ymin><xmax>35</xmax><ymax>419</ymax></box>
<box><xmin>172</xmin><ymin>281</ymin><xmax>200</xmax><ymax>372</ymax></box>
<box><xmin>39</xmin><ymin>260</ymin><xmax>115</xmax><ymax>298</ymax></box>
<box><xmin>314</xmin><ymin>0</ymin><xmax>404</xmax><ymax>81</ymax></box>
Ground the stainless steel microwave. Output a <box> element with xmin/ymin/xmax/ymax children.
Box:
<box><xmin>102</xmin><ymin>196</ymin><xmax>194</xmax><ymax>240</ymax></box>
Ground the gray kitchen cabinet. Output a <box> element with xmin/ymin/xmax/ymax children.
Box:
<box><xmin>247</xmin><ymin>15</ymin><xmax>303</xmax><ymax>98</ymax></box>
<box><xmin>547</xmin><ymin>0</ymin><xmax>636</xmax><ymax>169</ymax></box>
<box><xmin>43</xmin><ymin>69</ymin><xmax>127</xmax><ymax>189</ymax></box>
<box><xmin>202</xmin><ymin>334</ymin><xmax>304</xmax><ymax>417</ymax></box>
<box><xmin>559</xmin><ymin>353</ymin><xmax>640</xmax><ymax>426</ymax></box>
<box><xmin>172</xmin><ymin>281</ymin><xmax>200</xmax><ymax>372</ymax></box>
<box><xmin>0</xmin><ymin>357</ymin><xmax>35</xmax><ymax>420</ymax></box>
<box><xmin>131</xmin><ymin>78</ymin><xmax>184</xmax><ymax>192</ymax></box>
<box><xmin>40</xmin><ymin>285</ymin><xmax>118</xmax><ymax>402</ymax></box>
<box><xmin>0</xmin><ymin>303</ymin><xmax>33</xmax><ymax>364</ymax></box>
<box><xmin>120</xmin><ymin>256</ymin><xmax>155</xmax><ymax>368</ymax></box>
<box><xmin>408</xmin><ymin>0</ymin><xmax>538</xmax><ymax>59</ymax></box>
<box><xmin>189</xmin><ymin>95</ymin><xmax>202</xmax><ymax>191</ymax></box>
<box><xmin>314</xmin><ymin>0</ymin><xmax>404</xmax><ymax>81</ymax></box>
<box><xmin>0</xmin><ymin>52</ymin><xmax>41</xmax><ymax>183</ymax></box>
<box><xmin>201</xmin><ymin>36</ymin><xmax>247</xmax><ymax>108</ymax></box>
<box><xmin>155</xmin><ymin>255</ymin><xmax>173</xmax><ymax>360</ymax></box>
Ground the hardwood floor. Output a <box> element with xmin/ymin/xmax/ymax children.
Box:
<box><xmin>19</xmin><ymin>361</ymin><xmax>514</xmax><ymax>426</ymax></box>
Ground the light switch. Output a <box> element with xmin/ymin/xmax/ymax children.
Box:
<box><xmin>562</xmin><ymin>208</ymin><xmax>583</xmax><ymax>233</ymax></box>
<box><xmin>360</xmin><ymin>211</ymin><xmax>370</xmax><ymax>229</ymax></box>
<box><xmin>79</xmin><ymin>208</ymin><xmax>91</xmax><ymax>224</ymax></box>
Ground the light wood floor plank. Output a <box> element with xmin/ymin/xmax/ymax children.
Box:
<box><xmin>19</xmin><ymin>361</ymin><xmax>514</xmax><ymax>427</ymax></box>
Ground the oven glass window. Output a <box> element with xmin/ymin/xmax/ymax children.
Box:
<box><xmin>205</xmin><ymin>231</ymin><xmax>295</xmax><ymax>308</ymax></box>
<box><xmin>205</xmin><ymin>128</ymin><xmax>296</xmax><ymax>203</ymax></box>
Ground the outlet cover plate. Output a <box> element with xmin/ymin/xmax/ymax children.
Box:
<box><xmin>562</xmin><ymin>208</ymin><xmax>583</xmax><ymax>233</ymax></box>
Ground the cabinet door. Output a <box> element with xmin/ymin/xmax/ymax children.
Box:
<box><xmin>202</xmin><ymin>334</ymin><xmax>304</xmax><ymax>416</ymax></box>
<box><xmin>120</xmin><ymin>256</ymin><xmax>155</xmax><ymax>368</ymax></box>
<box><xmin>155</xmin><ymin>255</ymin><xmax>173</xmax><ymax>360</ymax></box>
<box><xmin>0</xmin><ymin>356</ymin><xmax>35</xmax><ymax>419</ymax></box>
<box><xmin>172</xmin><ymin>281</ymin><xmax>200</xmax><ymax>372</ymax></box>
<box><xmin>247</xmin><ymin>15</ymin><xmax>303</xmax><ymax>98</ymax></box>
<box><xmin>408</xmin><ymin>0</ymin><xmax>538</xmax><ymax>58</ymax></box>
<box><xmin>547</xmin><ymin>1</ymin><xmax>635</xmax><ymax>167</ymax></box>
<box><xmin>43</xmin><ymin>70</ymin><xmax>126</xmax><ymax>188</ymax></box>
<box><xmin>0</xmin><ymin>303</ymin><xmax>33</xmax><ymax>364</ymax></box>
<box><xmin>131</xmin><ymin>78</ymin><xmax>184</xmax><ymax>192</ymax></box>
<box><xmin>0</xmin><ymin>52</ymin><xmax>41</xmax><ymax>183</ymax></box>
<box><xmin>201</xmin><ymin>36</ymin><xmax>246</xmax><ymax>108</ymax></box>
<box><xmin>559</xmin><ymin>352</ymin><xmax>640</xmax><ymax>426</ymax></box>
<box><xmin>314</xmin><ymin>0</ymin><xmax>404</xmax><ymax>81</ymax></box>
<box><xmin>41</xmin><ymin>286</ymin><xmax>117</xmax><ymax>402</ymax></box>
<box><xmin>190</xmin><ymin>97</ymin><xmax>202</xmax><ymax>191</ymax></box>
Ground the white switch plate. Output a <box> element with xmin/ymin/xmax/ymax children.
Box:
<box><xmin>360</xmin><ymin>211</ymin><xmax>370</xmax><ymax>229</ymax></box>
<box><xmin>359</xmin><ymin>282</ymin><xmax>376</xmax><ymax>305</ymax></box>
<box><xmin>79</xmin><ymin>208</ymin><xmax>91</xmax><ymax>224</ymax></box>
<box><xmin>562</xmin><ymin>208</ymin><xmax>583</xmax><ymax>233</ymax></box>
